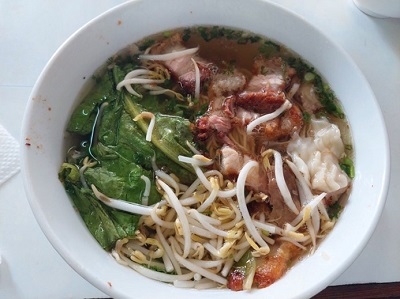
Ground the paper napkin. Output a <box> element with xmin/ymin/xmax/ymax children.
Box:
<box><xmin>0</xmin><ymin>124</ymin><xmax>20</xmax><ymax>186</ymax></box>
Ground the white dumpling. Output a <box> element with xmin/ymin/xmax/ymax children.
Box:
<box><xmin>311</xmin><ymin>118</ymin><xmax>344</xmax><ymax>159</ymax></box>
<box><xmin>287</xmin><ymin>117</ymin><xmax>349</xmax><ymax>194</ymax></box>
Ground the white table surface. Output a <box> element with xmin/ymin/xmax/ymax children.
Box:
<box><xmin>0</xmin><ymin>0</ymin><xmax>399</xmax><ymax>298</ymax></box>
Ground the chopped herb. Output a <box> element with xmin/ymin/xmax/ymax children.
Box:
<box><xmin>223</xmin><ymin>28</ymin><xmax>243</xmax><ymax>40</ymax></box>
<box><xmin>222</xmin><ymin>60</ymin><xmax>237</xmax><ymax>75</ymax></box>
<box><xmin>237</xmin><ymin>35</ymin><xmax>261</xmax><ymax>44</ymax></box>
<box><xmin>345</xmin><ymin>144</ymin><xmax>353</xmax><ymax>151</ymax></box>
<box><xmin>138</xmin><ymin>38</ymin><xmax>155</xmax><ymax>51</ymax></box>
<box><xmin>195</xmin><ymin>26</ymin><xmax>261</xmax><ymax>44</ymax></box>
<box><xmin>287</xmin><ymin>57</ymin><xmax>344</xmax><ymax>118</ymax></box>
<box><xmin>182</xmin><ymin>28</ymin><xmax>191</xmax><ymax>42</ymax></box>
<box><xmin>302</xmin><ymin>111</ymin><xmax>311</xmax><ymax>123</ymax></box>
<box><xmin>340</xmin><ymin>157</ymin><xmax>355</xmax><ymax>179</ymax></box>
<box><xmin>315</xmin><ymin>77</ymin><xmax>344</xmax><ymax>118</ymax></box>
<box><xmin>209</xmin><ymin>26</ymin><xmax>225</xmax><ymax>40</ymax></box>
<box><xmin>262</xmin><ymin>230</ymin><xmax>270</xmax><ymax>237</ymax></box>
<box><xmin>287</xmin><ymin>57</ymin><xmax>314</xmax><ymax>76</ymax></box>
<box><xmin>163</xmin><ymin>31</ymin><xmax>173</xmax><ymax>38</ymax></box>
<box><xmin>195</xmin><ymin>103</ymin><xmax>209</xmax><ymax>117</ymax></box>
<box><xmin>304</xmin><ymin>72</ymin><xmax>315</xmax><ymax>82</ymax></box>
<box><xmin>198</xmin><ymin>26</ymin><xmax>211</xmax><ymax>41</ymax></box>
<box><xmin>328</xmin><ymin>201</ymin><xmax>342</xmax><ymax>219</ymax></box>
<box><xmin>259</xmin><ymin>40</ymin><xmax>280</xmax><ymax>57</ymax></box>
<box><xmin>91</xmin><ymin>74</ymin><xmax>101</xmax><ymax>84</ymax></box>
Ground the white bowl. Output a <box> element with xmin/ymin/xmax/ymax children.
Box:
<box><xmin>21</xmin><ymin>0</ymin><xmax>390</xmax><ymax>298</ymax></box>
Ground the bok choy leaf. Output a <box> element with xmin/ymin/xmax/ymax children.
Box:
<box><xmin>59</xmin><ymin>61</ymin><xmax>197</xmax><ymax>250</ymax></box>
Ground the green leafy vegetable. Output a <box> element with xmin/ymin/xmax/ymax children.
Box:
<box><xmin>66</xmin><ymin>185</ymin><xmax>138</xmax><ymax>250</ymax></box>
<box><xmin>302</xmin><ymin>111</ymin><xmax>311</xmax><ymax>123</ymax></box>
<box><xmin>67</xmin><ymin>70</ymin><xmax>117</xmax><ymax>135</ymax></box>
<box><xmin>60</xmin><ymin>60</ymin><xmax>198</xmax><ymax>250</ymax></box>
<box><xmin>123</xmin><ymin>96</ymin><xmax>196</xmax><ymax>176</ymax></box>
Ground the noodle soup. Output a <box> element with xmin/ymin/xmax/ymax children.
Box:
<box><xmin>58</xmin><ymin>26</ymin><xmax>353</xmax><ymax>291</ymax></box>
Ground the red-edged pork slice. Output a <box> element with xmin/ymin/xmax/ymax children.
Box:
<box><xmin>147</xmin><ymin>33</ymin><xmax>217</xmax><ymax>94</ymax></box>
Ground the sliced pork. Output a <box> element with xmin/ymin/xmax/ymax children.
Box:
<box><xmin>194</xmin><ymin>55</ymin><xmax>303</xmax><ymax>148</ymax></box>
<box><xmin>227</xmin><ymin>241</ymin><xmax>302</xmax><ymax>291</ymax></box>
<box><xmin>252</xmin><ymin>241</ymin><xmax>302</xmax><ymax>288</ymax></box>
<box><xmin>218</xmin><ymin>145</ymin><xmax>269</xmax><ymax>194</ymax></box>
<box><xmin>148</xmin><ymin>33</ymin><xmax>217</xmax><ymax>94</ymax></box>
<box><xmin>294</xmin><ymin>81</ymin><xmax>323</xmax><ymax>114</ymax></box>
<box><xmin>236</xmin><ymin>56</ymin><xmax>294</xmax><ymax>114</ymax></box>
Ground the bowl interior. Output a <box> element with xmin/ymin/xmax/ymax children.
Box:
<box><xmin>21</xmin><ymin>0</ymin><xmax>389</xmax><ymax>298</ymax></box>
